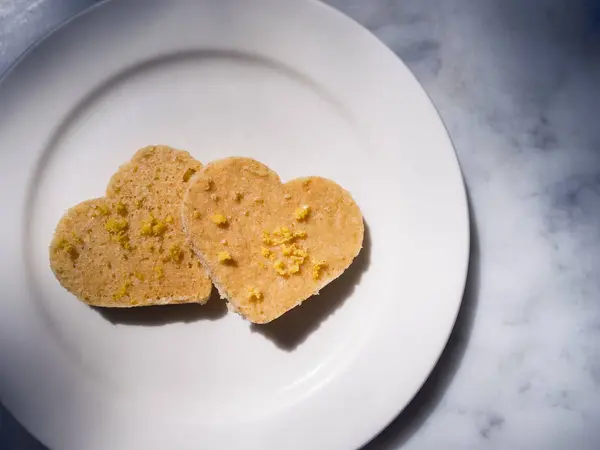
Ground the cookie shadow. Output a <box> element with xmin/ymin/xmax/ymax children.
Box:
<box><xmin>251</xmin><ymin>221</ymin><xmax>372</xmax><ymax>351</ymax></box>
<box><xmin>93</xmin><ymin>289</ymin><xmax>227</xmax><ymax>326</ymax></box>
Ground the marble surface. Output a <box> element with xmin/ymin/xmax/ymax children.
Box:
<box><xmin>2</xmin><ymin>0</ymin><xmax>600</xmax><ymax>449</ymax></box>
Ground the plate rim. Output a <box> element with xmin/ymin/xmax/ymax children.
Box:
<box><xmin>0</xmin><ymin>0</ymin><xmax>470</xmax><ymax>449</ymax></box>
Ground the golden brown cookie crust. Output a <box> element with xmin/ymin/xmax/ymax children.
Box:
<box><xmin>182</xmin><ymin>157</ymin><xmax>364</xmax><ymax>323</ymax></box>
<box><xmin>49</xmin><ymin>146</ymin><xmax>212</xmax><ymax>307</ymax></box>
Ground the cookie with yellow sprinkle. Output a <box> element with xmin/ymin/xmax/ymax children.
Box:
<box><xmin>49</xmin><ymin>146</ymin><xmax>212</xmax><ymax>307</ymax></box>
<box><xmin>182</xmin><ymin>157</ymin><xmax>364</xmax><ymax>323</ymax></box>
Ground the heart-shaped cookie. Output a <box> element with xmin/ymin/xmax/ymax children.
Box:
<box><xmin>50</xmin><ymin>146</ymin><xmax>212</xmax><ymax>307</ymax></box>
<box><xmin>182</xmin><ymin>157</ymin><xmax>364</xmax><ymax>323</ymax></box>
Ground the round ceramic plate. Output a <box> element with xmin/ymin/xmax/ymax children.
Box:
<box><xmin>0</xmin><ymin>1</ymin><xmax>469</xmax><ymax>449</ymax></box>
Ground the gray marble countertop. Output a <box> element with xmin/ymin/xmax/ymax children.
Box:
<box><xmin>2</xmin><ymin>1</ymin><xmax>599</xmax><ymax>449</ymax></box>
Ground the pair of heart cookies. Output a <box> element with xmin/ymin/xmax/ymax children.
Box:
<box><xmin>50</xmin><ymin>146</ymin><xmax>364</xmax><ymax>323</ymax></box>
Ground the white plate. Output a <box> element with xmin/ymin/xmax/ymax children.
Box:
<box><xmin>0</xmin><ymin>1</ymin><xmax>469</xmax><ymax>449</ymax></box>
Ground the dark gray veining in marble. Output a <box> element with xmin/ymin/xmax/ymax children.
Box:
<box><xmin>2</xmin><ymin>1</ymin><xmax>600</xmax><ymax>449</ymax></box>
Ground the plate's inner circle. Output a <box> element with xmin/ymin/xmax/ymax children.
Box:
<box><xmin>27</xmin><ymin>51</ymin><xmax>377</xmax><ymax>420</ymax></box>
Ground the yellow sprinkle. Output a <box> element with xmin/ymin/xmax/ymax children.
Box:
<box><xmin>115</xmin><ymin>201</ymin><xmax>128</xmax><ymax>216</ymax></box>
<box><xmin>294</xmin><ymin>205</ymin><xmax>311</xmax><ymax>221</ymax></box>
<box><xmin>211</xmin><ymin>213</ymin><xmax>228</xmax><ymax>226</ymax></box>
<box><xmin>293</xmin><ymin>230</ymin><xmax>306</xmax><ymax>239</ymax></box>
<box><xmin>165</xmin><ymin>215</ymin><xmax>174</xmax><ymax>224</ymax></box>
<box><xmin>262</xmin><ymin>231</ymin><xmax>273</xmax><ymax>246</ymax></box>
<box><xmin>218</xmin><ymin>251</ymin><xmax>233</xmax><ymax>264</ymax></box>
<box><xmin>313</xmin><ymin>261</ymin><xmax>328</xmax><ymax>280</ymax></box>
<box><xmin>293</xmin><ymin>246</ymin><xmax>307</xmax><ymax>258</ymax></box>
<box><xmin>262</xmin><ymin>247</ymin><xmax>273</xmax><ymax>258</ymax></box>
<box><xmin>291</xmin><ymin>255</ymin><xmax>305</xmax><ymax>264</ymax></box>
<box><xmin>289</xmin><ymin>264</ymin><xmax>300</xmax><ymax>274</ymax></box>
<box><xmin>105</xmin><ymin>217</ymin><xmax>128</xmax><ymax>234</ymax></box>
<box><xmin>182</xmin><ymin>167</ymin><xmax>196</xmax><ymax>182</ymax></box>
<box><xmin>112</xmin><ymin>232</ymin><xmax>131</xmax><ymax>249</ymax></box>
<box><xmin>169</xmin><ymin>244</ymin><xmax>184</xmax><ymax>263</ymax></box>
<box><xmin>56</xmin><ymin>238</ymin><xmax>79</xmax><ymax>260</ymax></box>
<box><xmin>67</xmin><ymin>244</ymin><xmax>81</xmax><ymax>257</ymax></box>
<box><xmin>273</xmin><ymin>227</ymin><xmax>291</xmax><ymax>238</ymax></box>
<box><xmin>140</xmin><ymin>221</ymin><xmax>153</xmax><ymax>236</ymax></box>
<box><xmin>273</xmin><ymin>260</ymin><xmax>287</xmax><ymax>276</ymax></box>
<box><xmin>248</xmin><ymin>287</ymin><xmax>263</xmax><ymax>301</ymax></box>
<box><xmin>135</xmin><ymin>197</ymin><xmax>146</xmax><ymax>208</ymax></box>
<box><xmin>113</xmin><ymin>281</ymin><xmax>131</xmax><ymax>301</ymax></box>
<box><xmin>282</xmin><ymin>243</ymin><xmax>308</xmax><ymax>265</ymax></box>
<box><xmin>269</xmin><ymin>226</ymin><xmax>306</xmax><ymax>245</ymax></box>
<box><xmin>92</xmin><ymin>204</ymin><xmax>110</xmax><ymax>217</ymax></box>
<box><xmin>152</xmin><ymin>221</ymin><xmax>167</xmax><ymax>236</ymax></box>
<box><xmin>140</xmin><ymin>217</ymin><xmax>167</xmax><ymax>236</ymax></box>
<box><xmin>154</xmin><ymin>265</ymin><xmax>164</xmax><ymax>279</ymax></box>
<box><xmin>133</xmin><ymin>272</ymin><xmax>144</xmax><ymax>281</ymax></box>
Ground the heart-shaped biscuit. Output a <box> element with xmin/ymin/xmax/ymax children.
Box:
<box><xmin>50</xmin><ymin>146</ymin><xmax>212</xmax><ymax>307</ymax></box>
<box><xmin>182</xmin><ymin>157</ymin><xmax>364</xmax><ymax>323</ymax></box>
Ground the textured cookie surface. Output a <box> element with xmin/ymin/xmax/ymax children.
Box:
<box><xmin>49</xmin><ymin>146</ymin><xmax>212</xmax><ymax>307</ymax></box>
<box><xmin>182</xmin><ymin>157</ymin><xmax>364</xmax><ymax>323</ymax></box>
